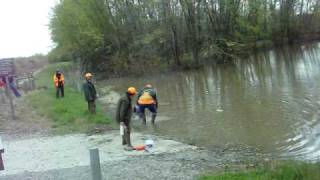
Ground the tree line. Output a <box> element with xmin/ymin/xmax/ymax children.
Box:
<box><xmin>49</xmin><ymin>0</ymin><xmax>320</xmax><ymax>75</ymax></box>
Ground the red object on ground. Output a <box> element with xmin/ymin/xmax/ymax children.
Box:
<box><xmin>134</xmin><ymin>145</ymin><xmax>145</xmax><ymax>151</ymax></box>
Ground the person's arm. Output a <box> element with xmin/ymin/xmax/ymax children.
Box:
<box><xmin>92</xmin><ymin>84</ymin><xmax>97</xmax><ymax>99</ymax></box>
<box><xmin>154</xmin><ymin>94</ymin><xmax>158</xmax><ymax>108</ymax></box>
<box><xmin>61</xmin><ymin>74</ymin><xmax>65</xmax><ymax>85</ymax></box>
<box><xmin>83</xmin><ymin>83</ymin><xmax>89</xmax><ymax>101</ymax></box>
<box><xmin>119</xmin><ymin>100</ymin><xmax>129</xmax><ymax>123</ymax></box>
<box><xmin>151</xmin><ymin>89</ymin><xmax>158</xmax><ymax>108</ymax></box>
<box><xmin>53</xmin><ymin>75</ymin><xmax>58</xmax><ymax>87</ymax></box>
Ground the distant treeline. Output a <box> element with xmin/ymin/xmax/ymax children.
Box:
<box><xmin>49</xmin><ymin>0</ymin><xmax>320</xmax><ymax>75</ymax></box>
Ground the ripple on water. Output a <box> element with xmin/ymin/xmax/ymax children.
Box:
<box><xmin>99</xmin><ymin>42</ymin><xmax>320</xmax><ymax>162</ymax></box>
<box><xmin>281</xmin><ymin>122</ymin><xmax>320</xmax><ymax>161</ymax></box>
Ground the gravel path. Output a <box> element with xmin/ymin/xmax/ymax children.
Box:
<box><xmin>0</xmin><ymin>131</ymin><xmax>261</xmax><ymax>180</ymax></box>
<box><xmin>0</xmin><ymin>150</ymin><xmax>245</xmax><ymax>180</ymax></box>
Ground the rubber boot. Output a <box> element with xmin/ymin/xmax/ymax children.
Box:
<box><xmin>124</xmin><ymin>130</ymin><xmax>134</xmax><ymax>151</ymax></box>
<box><xmin>122</xmin><ymin>135</ymin><xmax>127</xmax><ymax>145</ymax></box>
<box><xmin>125</xmin><ymin>128</ymin><xmax>133</xmax><ymax>147</ymax></box>
<box><xmin>151</xmin><ymin>113</ymin><xmax>157</xmax><ymax>125</ymax></box>
<box><xmin>140</xmin><ymin>113</ymin><xmax>146</xmax><ymax>125</ymax></box>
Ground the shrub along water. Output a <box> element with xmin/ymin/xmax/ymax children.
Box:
<box><xmin>49</xmin><ymin>0</ymin><xmax>320</xmax><ymax>74</ymax></box>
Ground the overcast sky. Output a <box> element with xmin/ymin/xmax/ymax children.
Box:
<box><xmin>0</xmin><ymin>0</ymin><xmax>57</xmax><ymax>58</ymax></box>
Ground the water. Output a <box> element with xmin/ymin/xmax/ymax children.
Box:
<box><xmin>102</xmin><ymin>42</ymin><xmax>320</xmax><ymax>161</ymax></box>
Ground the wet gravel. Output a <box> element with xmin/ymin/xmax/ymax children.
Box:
<box><xmin>0</xmin><ymin>148</ymin><xmax>267</xmax><ymax>180</ymax></box>
<box><xmin>0</xmin><ymin>150</ymin><xmax>220</xmax><ymax>180</ymax></box>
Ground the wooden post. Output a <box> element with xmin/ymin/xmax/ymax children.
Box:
<box><xmin>0</xmin><ymin>136</ymin><xmax>4</xmax><ymax>170</ymax></box>
<box><xmin>90</xmin><ymin>148</ymin><xmax>102</xmax><ymax>180</ymax></box>
<box><xmin>31</xmin><ymin>75</ymin><xmax>36</xmax><ymax>90</ymax></box>
<box><xmin>5</xmin><ymin>76</ymin><xmax>15</xmax><ymax>120</ymax></box>
<box><xmin>0</xmin><ymin>88</ymin><xmax>5</xmax><ymax>103</ymax></box>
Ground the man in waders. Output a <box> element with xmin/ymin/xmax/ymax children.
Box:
<box><xmin>116</xmin><ymin>87</ymin><xmax>137</xmax><ymax>151</ymax></box>
<box><xmin>53</xmin><ymin>70</ymin><xmax>65</xmax><ymax>98</ymax></box>
<box><xmin>83</xmin><ymin>73</ymin><xmax>97</xmax><ymax>114</ymax></box>
<box><xmin>136</xmin><ymin>84</ymin><xmax>158</xmax><ymax>125</ymax></box>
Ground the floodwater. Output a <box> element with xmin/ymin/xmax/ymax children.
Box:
<box><xmin>101</xmin><ymin>42</ymin><xmax>320</xmax><ymax>161</ymax></box>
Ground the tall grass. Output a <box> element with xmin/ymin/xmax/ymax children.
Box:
<box><xmin>26</xmin><ymin>62</ymin><xmax>111</xmax><ymax>133</ymax></box>
<box><xmin>199</xmin><ymin>161</ymin><xmax>320</xmax><ymax>180</ymax></box>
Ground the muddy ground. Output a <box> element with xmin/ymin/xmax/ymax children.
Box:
<box><xmin>0</xmin><ymin>98</ymin><xmax>52</xmax><ymax>140</ymax></box>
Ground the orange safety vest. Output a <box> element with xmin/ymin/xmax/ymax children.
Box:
<box><xmin>138</xmin><ymin>91</ymin><xmax>155</xmax><ymax>105</ymax></box>
<box><xmin>53</xmin><ymin>74</ymin><xmax>65</xmax><ymax>87</ymax></box>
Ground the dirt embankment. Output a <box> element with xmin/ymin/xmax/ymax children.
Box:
<box><xmin>13</xmin><ymin>56</ymin><xmax>48</xmax><ymax>76</ymax></box>
<box><xmin>0</xmin><ymin>57</ymin><xmax>51</xmax><ymax>140</ymax></box>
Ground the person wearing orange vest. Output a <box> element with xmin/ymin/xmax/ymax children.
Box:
<box><xmin>136</xmin><ymin>84</ymin><xmax>158</xmax><ymax>125</ymax></box>
<box><xmin>53</xmin><ymin>70</ymin><xmax>65</xmax><ymax>98</ymax></box>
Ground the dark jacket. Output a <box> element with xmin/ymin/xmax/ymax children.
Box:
<box><xmin>83</xmin><ymin>81</ymin><xmax>97</xmax><ymax>102</ymax></box>
<box><xmin>116</xmin><ymin>93</ymin><xmax>132</xmax><ymax>125</ymax></box>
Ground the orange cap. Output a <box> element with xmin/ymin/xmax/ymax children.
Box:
<box><xmin>127</xmin><ymin>87</ymin><xmax>136</xmax><ymax>95</ymax></box>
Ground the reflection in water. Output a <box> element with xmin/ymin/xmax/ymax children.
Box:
<box><xmin>103</xmin><ymin>42</ymin><xmax>320</xmax><ymax>161</ymax></box>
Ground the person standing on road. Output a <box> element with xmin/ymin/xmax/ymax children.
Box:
<box><xmin>116</xmin><ymin>87</ymin><xmax>137</xmax><ymax>151</ymax></box>
<box><xmin>53</xmin><ymin>70</ymin><xmax>65</xmax><ymax>98</ymax></box>
<box><xmin>136</xmin><ymin>84</ymin><xmax>158</xmax><ymax>125</ymax></box>
<box><xmin>83</xmin><ymin>73</ymin><xmax>97</xmax><ymax>114</ymax></box>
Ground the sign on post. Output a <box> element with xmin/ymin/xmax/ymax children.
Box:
<box><xmin>0</xmin><ymin>58</ymin><xmax>14</xmax><ymax>76</ymax></box>
<box><xmin>0</xmin><ymin>58</ymin><xmax>16</xmax><ymax>120</ymax></box>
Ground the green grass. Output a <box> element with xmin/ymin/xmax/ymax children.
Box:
<box><xmin>26</xmin><ymin>62</ymin><xmax>112</xmax><ymax>133</ymax></box>
<box><xmin>199</xmin><ymin>161</ymin><xmax>320</xmax><ymax>180</ymax></box>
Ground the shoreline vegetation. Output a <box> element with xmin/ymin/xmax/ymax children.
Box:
<box><xmin>49</xmin><ymin>0</ymin><xmax>320</xmax><ymax>76</ymax></box>
<box><xmin>199</xmin><ymin>161</ymin><xmax>320</xmax><ymax>180</ymax></box>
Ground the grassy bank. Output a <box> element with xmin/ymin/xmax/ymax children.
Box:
<box><xmin>200</xmin><ymin>161</ymin><xmax>320</xmax><ymax>180</ymax></box>
<box><xmin>26</xmin><ymin>62</ymin><xmax>112</xmax><ymax>134</ymax></box>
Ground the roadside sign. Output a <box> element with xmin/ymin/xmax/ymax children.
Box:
<box><xmin>0</xmin><ymin>58</ymin><xmax>15</xmax><ymax>76</ymax></box>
